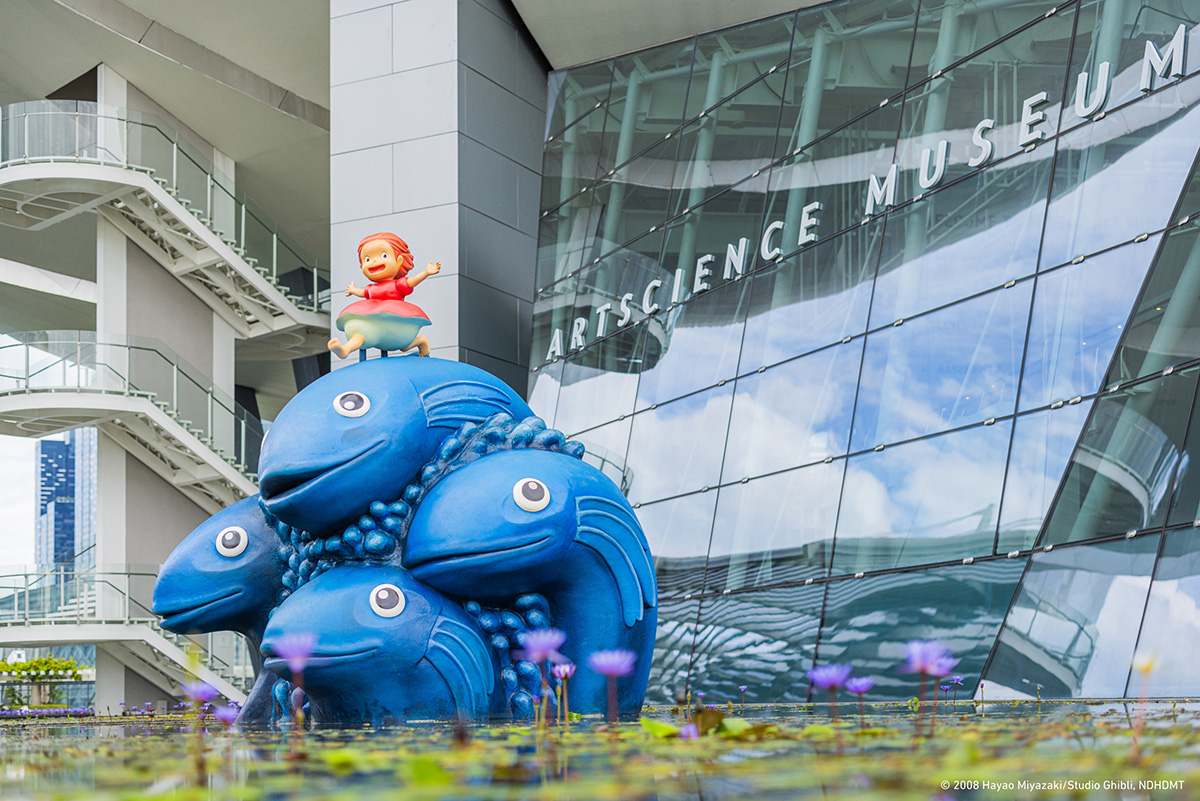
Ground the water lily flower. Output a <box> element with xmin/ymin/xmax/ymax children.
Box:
<box><xmin>550</xmin><ymin>662</ymin><xmax>576</xmax><ymax>680</ymax></box>
<box><xmin>273</xmin><ymin>632</ymin><xmax>318</xmax><ymax>675</ymax></box>
<box><xmin>845</xmin><ymin>676</ymin><xmax>875</xmax><ymax>695</ymax></box>
<box><xmin>520</xmin><ymin>628</ymin><xmax>566</xmax><ymax>663</ymax></box>
<box><xmin>588</xmin><ymin>649</ymin><xmax>637</xmax><ymax>724</ymax></box>
<box><xmin>587</xmin><ymin>649</ymin><xmax>637</xmax><ymax>678</ymax></box>
<box><xmin>808</xmin><ymin>663</ymin><xmax>853</xmax><ymax>690</ymax></box>
<box><xmin>902</xmin><ymin>640</ymin><xmax>958</xmax><ymax>675</ymax></box>
<box><xmin>213</xmin><ymin>706</ymin><xmax>239</xmax><ymax>728</ymax></box>
<box><xmin>182</xmin><ymin>681</ymin><xmax>218</xmax><ymax>704</ymax></box>
<box><xmin>679</xmin><ymin>722</ymin><xmax>700</xmax><ymax>740</ymax></box>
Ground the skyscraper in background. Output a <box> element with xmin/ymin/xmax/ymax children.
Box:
<box><xmin>33</xmin><ymin>429</ymin><xmax>96</xmax><ymax>571</ymax></box>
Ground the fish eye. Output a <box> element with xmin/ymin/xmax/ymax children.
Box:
<box><xmin>215</xmin><ymin>526</ymin><xmax>248</xmax><ymax>558</ymax></box>
<box><xmin>513</xmin><ymin>478</ymin><xmax>550</xmax><ymax>512</ymax></box>
<box><xmin>369</xmin><ymin>583</ymin><xmax>406</xmax><ymax>617</ymax></box>
<box><xmin>333</xmin><ymin>391</ymin><xmax>370</xmax><ymax>417</ymax></box>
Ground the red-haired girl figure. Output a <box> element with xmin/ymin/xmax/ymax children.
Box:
<box><xmin>327</xmin><ymin>233</ymin><xmax>441</xmax><ymax>359</ymax></box>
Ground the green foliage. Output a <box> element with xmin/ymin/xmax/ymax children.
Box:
<box><xmin>0</xmin><ymin>655</ymin><xmax>85</xmax><ymax>681</ymax></box>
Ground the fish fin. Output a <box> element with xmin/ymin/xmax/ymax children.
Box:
<box><xmin>428</xmin><ymin>617</ymin><xmax>494</xmax><ymax>717</ymax></box>
<box><xmin>576</xmin><ymin>496</ymin><xmax>657</xmax><ymax>628</ymax></box>
<box><xmin>421</xmin><ymin>380</ymin><xmax>516</xmax><ymax>430</ymax></box>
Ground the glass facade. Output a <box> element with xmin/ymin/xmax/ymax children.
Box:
<box><xmin>533</xmin><ymin>0</ymin><xmax>1200</xmax><ymax>702</ymax></box>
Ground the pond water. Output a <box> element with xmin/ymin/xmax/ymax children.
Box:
<box><xmin>0</xmin><ymin>701</ymin><xmax>1197</xmax><ymax>800</ymax></box>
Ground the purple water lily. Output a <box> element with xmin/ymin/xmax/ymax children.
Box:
<box><xmin>551</xmin><ymin>662</ymin><xmax>576</xmax><ymax>680</ymax></box>
<box><xmin>808</xmin><ymin>663</ymin><xmax>853</xmax><ymax>690</ymax></box>
<box><xmin>214</xmin><ymin>705</ymin><xmax>239</xmax><ymax>727</ymax></box>
<box><xmin>588</xmin><ymin>649</ymin><xmax>637</xmax><ymax>724</ymax></box>
<box><xmin>272</xmin><ymin>631</ymin><xmax>318</xmax><ymax>675</ymax></box>
<box><xmin>520</xmin><ymin>628</ymin><xmax>566</xmax><ymax>663</ymax></box>
<box><xmin>846</xmin><ymin>676</ymin><xmax>874</xmax><ymax>729</ymax></box>
<box><xmin>845</xmin><ymin>676</ymin><xmax>875</xmax><ymax>695</ymax></box>
<box><xmin>679</xmin><ymin>722</ymin><xmax>700</xmax><ymax>740</ymax></box>
<box><xmin>182</xmin><ymin>681</ymin><xmax>218</xmax><ymax>704</ymax></box>
<box><xmin>587</xmin><ymin>649</ymin><xmax>637</xmax><ymax>678</ymax></box>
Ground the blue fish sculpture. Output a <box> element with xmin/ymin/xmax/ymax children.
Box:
<box><xmin>403</xmin><ymin>449</ymin><xmax>657</xmax><ymax>716</ymax></box>
<box><xmin>258</xmin><ymin>356</ymin><xmax>532</xmax><ymax>536</ymax></box>
<box><xmin>260</xmin><ymin>564</ymin><xmax>502</xmax><ymax>725</ymax></box>
<box><xmin>151</xmin><ymin>495</ymin><xmax>286</xmax><ymax>725</ymax></box>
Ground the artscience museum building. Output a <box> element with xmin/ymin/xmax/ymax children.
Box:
<box><xmin>527</xmin><ymin>0</ymin><xmax>1200</xmax><ymax>703</ymax></box>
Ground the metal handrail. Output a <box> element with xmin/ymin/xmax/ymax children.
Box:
<box><xmin>0</xmin><ymin>99</ymin><xmax>329</xmax><ymax>312</ymax></box>
<box><xmin>0</xmin><ymin>331</ymin><xmax>262</xmax><ymax>478</ymax></box>
<box><xmin>0</xmin><ymin>564</ymin><xmax>249</xmax><ymax>687</ymax></box>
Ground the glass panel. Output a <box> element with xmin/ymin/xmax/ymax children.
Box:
<box><xmin>597</xmin><ymin>39</ymin><xmax>696</xmax><ymax>172</ymax></box>
<box><xmin>997</xmin><ymin>403</ymin><xmax>1094</xmax><ymax>554</ymax></box>
<box><xmin>526</xmin><ymin>358</ymin><xmax>563</xmax><ymax>429</ymax></box>
<box><xmin>591</xmin><ymin>134</ymin><xmax>680</xmax><ymax>253</ymax></box>
<box><xmin>1067</xmin><ymin>0</ymin><xmax>1200</xmax><ymax>121</ymax></box>
<box><xmin>706</xmin><ymin>461</ymin><xmax>844</xmax><ymax>592</ymax></box>
<box><xmin>647</xmin><ymin>597</ymin><xmax>701</xmax><ymax>704</ymax></box>
<box><xmin>774</xmin><ymin>1</ymin><xmax>918</xmax><ymax>160</ymax></box>
<box><xmin>721</xmin><ymin>341</ymin><xmax>862</xmax><ymax>481</ymax></box>
<box><xmin>624</xmin><ymin>384</ymin><xmax>734</xmax><ymax>505</ymax></box>
<box><xmin>833</xmin><ymin>421</ymin><xmax>1014</xmax><ymax>574</ymax></box>
<box><xmin>1179</xmin><ymin>156</ymin><xmax>1200</xmax><ymax>218</ymax></box>
<box><xmin>1106</xmin><ymin>223</ymin><xmax>1200</xmax><ymax>386</ymax></box>
<box><xmin>546</xmin><ymin>62</ymin><xmax>613</xmax><ymax>139</ymax></box>
<box><xmin>535</xmin><ymin>192</ymin><xmax>598</xmax><ymax>290</ymax></box>
<box><xmin>552</xmin><ymin>328</ymin><xmax>646</xmax><ymax>436</ymax></box>
<box><xmin>635</xmin><ymin>492</ymin><xmax>718</xmax><ymax>599</ymax></box>
<box><xmin>685</xmin><ymin>12</ymin><xmax>794</xmax><ymax>122</ymax></box>
<box><xmin>898</xmin><ymin>5</ymin><xmax>1074</xmax><ymax>202</ymax></box>
<box><xmin>530</xmin><ymin>277</ymin><xmax>577</xmax><ymax>368</ymax></box>
<box><xmin>740</xmin><ymin>219</ymin><xmax>881</xmax><ymax>369</ymax></box>
<box><xmin>764</xmin><ymin>100</ymin><xmax>903</xmax><ymax>256</ymax></box>
<box><xmin>1042</xmin><ymin>369</ymin><xmax>1198</xmax><ymax>546</ymax></box>
<box><xmin>634</xmin><ymin>276</ymin><xmax>752</xmax><ymax>409</ymax></box>
<box><xmin>983</xmin><ymin>535</ymin><xmax>1158</xmax><ymax>698</ymax></box>
<box><xmin>1019</xmin><ymin>237</ymin><xmax>1161</xmax><ymax>411</ymax></box>
<box><xmin>574</xmin><ymin>416</ymin><xmax>634</xmax><ymax>494</ymax></box>
<box><xmin>655</xmin><ymin>184</ymin><xmax>768</xmax><ymax>301</ymax></box>
<box><xmin>571</xmin><ymin>237</ymin><xmax>670</xmax><ymax>348</ymax></box>
<box><xmin>869</xmin><ymin>149</ymin><xmax>1051</xmax><ymax>325</ymax></box>
<box><xmin>909</xmin><ymin>1</ymin><xmax>1069</xmax><ymax>89</ymax></box>
<box><xmin>690</xmin><ymin>584</ymin><xmax>824</xmax><ymax>703</ymax></box>
<box><xmin>817</xmin><ymin>560</ymin><xmax>1026</xmax><ymax>701</ymax></box>
<box><xmin>540</xmin><ymin>103</ymin><xmax>608</xmax><ymax>210</ymax></box>
<box><xmin>1135</xmin><ymin>530</ymin><xmax>1200</xmax><ymax>697</ymax></box>
<box><xmin>1040</xmin><ymin>78</ymin><xmax>1200</xmax><ymax>269</ymax></box>
<box><xmin>852</xmin><ymin>283</ymin><xmax>1030</xmax><ymax>450</ymax></box>
<box><xmin>1168</xmin><ymin>377</ymin><xmax>1200</xmax><ymax>527</ymax></box>
<box><xmin>669</xmin><ymin>76</ymin><xmax>786</xmax><ymax>217</ymax></box>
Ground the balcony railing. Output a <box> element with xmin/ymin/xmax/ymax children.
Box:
<box><xmin>0</xmin><ymin>563</ymin><xmax>252</xmax><ymax>691</ymax></box>
<box><xmin>0</xmin><ymin>100</ymin><xmax>329</xmax><ymax>312</ymax></box>
<box><xmin>0</xmin><ymin>331</ymin><xmax>262</xmax><ymax>477</ymax></box>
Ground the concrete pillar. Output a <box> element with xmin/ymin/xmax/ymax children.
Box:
<box><xmin>96</xmin><ymin>65</ymin><xmax>127</xmax><ymax>164</ymax></box>
<box><xmin>93</xmin><ymin>646</ymin><xmax>125</xmax><ymax>717</ymax></box>
<box><xmin>329</xmin><ymin>0</ymin><xmax>546</xmax><ymax>392</ymax></box>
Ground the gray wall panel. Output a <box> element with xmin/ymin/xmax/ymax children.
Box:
<box><xmin>330</xmin><ymin>6</ymin><xmax>393</xmax><ymax>86</ymax></box>
<box><xmin>460</xmin><ymin>65</ymin><xmax>544</xmax><ymax>172</ymax></box>
<box><xmin>330</xmin><ymin>146</ymin><xmax>393</xmax><ymax>223</ymax></box>
<box><xmin>392</xmin><ymin>133</ymin><xmax>459</xmax><ymax>212</ymax></box>
<box><xmin>460</xmin><ymin>205</ymin><xmax>536</xmax><ymax>297</ymax></box>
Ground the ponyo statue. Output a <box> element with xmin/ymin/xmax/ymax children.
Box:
<box><xmin>328</xmin><ymin>233</ymin><xmax>441</xmax><ymax>359</ymax></box>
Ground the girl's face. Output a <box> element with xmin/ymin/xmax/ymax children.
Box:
<box><xmin>360</xmin><ymin>239</ymin><xmax>405</xmax><ymax>282</ymax></box>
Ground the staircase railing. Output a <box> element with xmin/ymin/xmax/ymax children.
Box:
<box><xmin>0</xmin><ymin>99</ymin><xmax>329</xmax><ymax>311</ymax></box>
<box><xmin>0</xmin><ymin>563</ymin><xmax>251</xmax><ymax>690</ymax></box>
<box><xmin>0</xmin><ymin>331</ymin><xmax>262</xmax><ymax>478</ymax></box>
